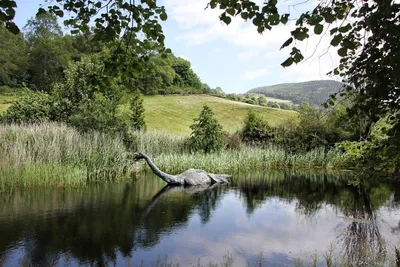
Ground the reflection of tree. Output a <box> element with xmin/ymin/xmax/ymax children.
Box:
<box><xmin>234</xmin><ymin>171</ymin><xmax>395</xmax><ymax>266</ymax></box>
<box><xmin>0</xmin><ymin>170</ymin><xmax>398</xmax><ymax>266</ymax></box>
<box><xmin>234</xmin><ymin>170</ymin><xmax>345</xmax><ymax>216</ymax></box>
<box><xmin>336</xmin><ymin>182</ymin><xmax>390</xmax><ymax>266</ymax></box>
<box><xmin>0</xmin><ymin>176</ymin><xmax>226</xmax><ymax>266</ymax></box>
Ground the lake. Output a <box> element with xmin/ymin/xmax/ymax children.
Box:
<box><xmin>0</xmin><ymin>170</ymin><xmax>399</xmax><ymax>266</ymax></box>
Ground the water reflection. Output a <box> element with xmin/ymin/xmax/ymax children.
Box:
<box><xmin>0</xmin><ymin>170</ymin><xmax>399</xmax><ymax>266</ymax></box>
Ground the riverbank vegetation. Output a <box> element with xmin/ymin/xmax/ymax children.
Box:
<box><xmin>1</xmin><ymin>4</ymin><xmax>399</xmax><ymax>191</ymax></box>
<box><xmin>0</xmin><ymin>122</ymin><xmax>347</xmax><ymax>191</ymax></box>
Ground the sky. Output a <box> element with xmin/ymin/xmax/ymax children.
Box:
<box><xmin>13</xmin><ymin>0</ymin><xmax>342</xmax><ymax>94</ymax></box>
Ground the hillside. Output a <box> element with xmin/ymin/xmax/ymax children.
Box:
<box><xmin>1</xmin><ymin>94</ymin><xmax>297</xmax><ymax>136</ymax></box>
<box><xmin>141</xmin><ymin>95</ymin><xmax>297</xmax><ymax>135</ymax></box>
<box><xmin>247</xmin><ymin>80</ymin><xmax>343</xmax><ymax>106</ymax></box>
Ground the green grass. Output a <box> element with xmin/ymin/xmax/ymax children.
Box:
<box><xmin>140</xmin><ymin>95</ymin><xmax>297</xmax><ymax>135</ymax></box>
<box><xmin>0</xmin><ymin>94</ymin><xmax>16</xmax><ymax>114</ymax></box>
<box><xmin>0</xmin><ymin>92</ymin><xmax>297</xmax><ymax>135</ymax></box>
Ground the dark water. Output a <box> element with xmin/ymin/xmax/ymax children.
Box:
<box><xmin>1</xmin><ymin>170</ymin><xmax>400</xmax><ymax>266</ymax></box>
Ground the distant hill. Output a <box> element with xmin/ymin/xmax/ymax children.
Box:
<box><xmin>139</xmin><ymin>95</ymin><xmax>297</xmax><ymax>135</ymax></box>
<box><xmin>247</xmin><ymin>80</ymin><xmax>343</xmax><ymax>106</ymax></box>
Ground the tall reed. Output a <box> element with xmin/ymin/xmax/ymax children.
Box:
<box><xmin>0</xmin><ymin>123</ymin><xmax>133</xmax><ymax>190</ymax></box>
<box><xmin>0</xmin><ymin>123</ymin><xmax>346</xmax><ymax>190</ymax></box>
<box><xmin>142</xmin><ymin>146</ymin><xmax>345</xmax><ymax>174</ymax></box>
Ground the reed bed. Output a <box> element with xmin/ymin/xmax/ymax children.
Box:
<box><xmin>0</xmin><ymin>123</ymin><xmax>134</xmax><ymax>190</ymax></box>
<box><xmin>139</xmin><ymin>146</ymin><xmax>345</xmax><ymax>174</ymax></box>
<box><xmin>0</xmin><ymin>123</ymin><xmax>346</xmax><ymax>190</ymax></box>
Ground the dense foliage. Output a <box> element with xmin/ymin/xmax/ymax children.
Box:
<box><xmin>189</xmin><ymin>106</ymin><xmax>224</xmax><ymax>153</ymax></box>
<box><xmin>130</xmin><ymin>90</ymin><xmax>146</xmax><ymax>131</ymax></box>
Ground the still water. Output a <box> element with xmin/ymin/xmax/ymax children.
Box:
<box><xmin>0</xmin><ymin>170</ymin><xmax>400</xmax><ymax>266</ymax></box>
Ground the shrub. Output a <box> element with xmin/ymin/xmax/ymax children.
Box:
<box><xmin>69</xmin><ymin>93</ymin><xmax>128</xmax><ymax>134</ymax></box>
<box><xmin>1</xmin><ymin>91</ymin><xmax>53</xmax><ymax>123</ymax></box>
<box><xmin>188</xmin><ymin>105</ymin><xmax>224</xmax><ymax>153</ymax></box>
<box><xmin>130</xmin><ymin>89</ymin><xmax>146</xmax><ymax>131</ymax></box>
<box><xmin>241</xmin><ymin>110</ymin><xmax>274</xmax><ymax>146</ymax></box>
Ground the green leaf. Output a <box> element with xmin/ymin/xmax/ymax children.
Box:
<box><xmin>210</xmin><ymin>0</ymin><xmax>217</xmax><ymax>9</ymax></box>
<box><xmin>5</xmin><ymin>21</ymin><xmax>19</xmax><ymax>34</ymax></box>
<box><xmin>252</xmin><ymin>17</ymin><xmax>262</xmax><ymax>26</ymax></box>
<box><xmin>292</xmin><ymin>50</ymin><xmax>304</xmax><ymax>63</ymax></box>
<box><xmin>337</xmin><ymin>47</ymin><xmax>347</xmax><ymax>57</ymax></box>
<box><xmin>280</xmin><ymin>37</ymin><xmax>293</xmax><ymax>49</ymax></box>
<box><xmin>160</xmin><ymin>13</ymin><xmax>167</xmax><ymax>21</ymax></box>
<box><xmin>330</xmin><ymin>27</ymin><xmax>338</xmax><ymax>35</ymax></box>
<box><xmin>227</xmin><ymin>8</ymin><xmax>235</xmax><ymax>16</ymax></box>
<box><xmin>269</xmin><ymin>13</ymin><xmax>280</xmax><ymax>25</ymax></box>
<box><xmin>280</xmin><ymin>14</ymin><xmax>289</xmax><ymax>24</ymax></box>
<box><xmin>338</xmin><ymin>23</ymin><xmax>352</xmax><ymax>33</ymax></box>
<box><xmin>323</xmin><ymin>13</ymin><xmax>335</xmax><ymax>23</ymax></box>
<box><xmin>314</xmin><ymin>24</ymin><xmax>323</xmax><ymax>35</ymax></box>
<box><xmin>330</xmin><ymin>34</ymin><xmax>342</xmax><ymax>46</ymax></box>
<box><xmin>281</xmin><ymin>57</ymin><xmax>293</xmax><ymax>67</ymax></box>
<box><xmin>36</xmin><ymin>8</ymin><xmax>47</xmax><ymax>16</ymax></box>
<box><xmin>241</xmin><ymin>12</ymin><xmax>249</xmax><ymax>20</ymax></box>
<box><xmin>222</xmin><ymin>15</ymin><xmax>232</xmax><ymax>25</ymax></box>
<box><xmin>71</xmin><ymin>29</ymin><xmax>80</xmax><ymax>34</ymax></box>
<box><xmin>292</xmin><ymin>28</ymin><xmax>309</xmax><ymax>41</ymax></box>
<box><xmin>54</xmin><ymin>10</ymin><xmax>64</xmax><ymax>17</ymax></box>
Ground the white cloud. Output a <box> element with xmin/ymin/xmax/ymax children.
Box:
<box><xmin>241</xmin><ymin>68</ymin><xmax>268</xmax><ymax>80</ymax></box>
<box><xmin>238</xmin><ymin>50</ymin><xmax>260</xmax><ymax>61</ymax></box>
<box><xmin>212</xmin><ymin>47</ymin><xmax>222</xmax><ymax>52</ymax></box>
<box><xmin>163</xmin><ymin>0</ymin><xmax>343</xmax><ymax>89</ymax></box>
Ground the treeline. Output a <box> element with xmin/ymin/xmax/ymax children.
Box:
<box><xmin>224</xmin><ymin>93</ymin><xmax>296</xmax><ymax>110</ymax></box>
<box><xmin>0</xmin><ymin>12</ymin><xmax>220</xmax><ymax>96</ymax></box>
<box><xmin>247</xmin><ymin>80</ymin><xmax>343</xmax><ymax>107</ymax></box>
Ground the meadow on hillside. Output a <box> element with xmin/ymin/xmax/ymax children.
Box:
<box><xmin>139</xmin><ymin>95</ymin><xmax>297</xmax><ymax>135</ymax></box>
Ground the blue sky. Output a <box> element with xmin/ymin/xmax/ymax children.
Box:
<box><xmin>14</xmin><ymin>0</ymin><xmax>341</xmax><ymax>94</ymax></box>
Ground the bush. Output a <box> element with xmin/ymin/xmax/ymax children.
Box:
<box><xmin>70</xmin><ymin>93</ymin><xmax>128</xmax><ymax>134</ymax></box>
<box><xmin>188</xmin><ymin>105</ymin><xmax>224</xmax><ymax>153</ymax></box>
<box><xmin>1</xmin><ymin>91</ymin><xmax>53</xmax><ymax>123</ymax></box>
<box><xmin>241</xmin><ymin>110</ymin><xmax>274</xmax><ymax>146</ymax></box>
<box><xmin>130</xmin><ymin>90</ymin><xmax>146</xmax><ymax>131</ymax></box>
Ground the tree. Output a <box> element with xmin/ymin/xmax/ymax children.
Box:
<box><xmin>171</xmin><ymin>57</ymin><xmax>203</xmax><ymax>92</ymax></box>
<box><xmin>24</xmin><ymin>12</ymin><xmax>76</xmax><ymax>91</ymax></box>
<box><xmin>189</xmin><ymin>106</ymin><xmax>224</xmax><ymax>153</ymax></box>
<box><xmin>0</xmin><ymin>24</ymin><xmax>28</xmax><ymax>87</ymax></box>
<box><xmin>257</xmin><ymin>96</ymin><xmax>268</xmax><ymax>107</ymax></box>
<box><xmin>130</xmin><ymin>90</ymin><xmax>146</xmax><ymax>131</ymax></box>
<box><xmin>241</xmin><ymin>110</ymin><xmax>273</xmax><ymax>145</ymax></box>
<box><xmin>206</xmin><ymin>0</ymin><xmax>399</xmax><ymax>170</ymax></box>
<box><xmin>23</xmin><ymin>11</ymin><xmax>62</xmax><ymax>45</ymax></box>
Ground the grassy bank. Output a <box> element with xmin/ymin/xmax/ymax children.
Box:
<box><xmin>0</xmin><ymin>123</ymin><xmax>346</xmax><ymax>191</ymax></box>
